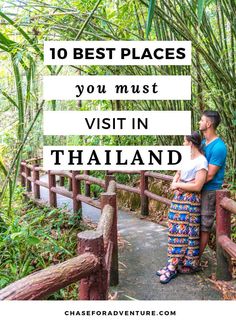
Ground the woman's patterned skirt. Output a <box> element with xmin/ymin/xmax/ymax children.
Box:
<box><xmin>167</xmin><ymin>191</ymin><xmax>201</xmax><ymax>267</ymax></box>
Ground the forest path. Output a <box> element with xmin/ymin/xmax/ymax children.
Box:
<box><xmin>38</xmin><ymin>178</ymin><xmax>222</xmax><ymax>300</ymax></box>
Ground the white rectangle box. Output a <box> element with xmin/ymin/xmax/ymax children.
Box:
<box><xmin>43</xmin><ymin>111</ymin><xmax>191</xmax><ymax>136</ymax></box>
<box><xmin>43</xmin><ymin>146</ymin><xmax>191</xmax><ymax>170</ymax></box>
<box><xmin>43</xmin><ymin>75</ymin><xmax>191</xmax><ymax>100</ymax></box>
<box><xmin>1</xmin><ymin>300</ymin><xmax>235</xmax><ymax>321</ymax></box>
<box><xmin>44</xmin><ymin>41</ymin><xmax>191</xmax><ymax>65</ymax></box>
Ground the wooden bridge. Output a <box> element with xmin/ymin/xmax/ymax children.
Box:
<box><xmin>0</xmin><ymin>158</ymin><xmax>235</xmax><ymax>300</ymax></box>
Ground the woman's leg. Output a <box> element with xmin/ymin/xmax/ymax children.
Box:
<box><xmin>167</xmin><ymin>193</ymin><xmax>190</xmax><ymax>269</ymax></box>
<box><xmin>158</xmin><ymin>193</ymin><xmax>190</xmax><ymax>283</ymax></box>
<box><xmin>181</xmin><ymin>193</ymin><xmax>201</xmax><ymax>271</ymax></box>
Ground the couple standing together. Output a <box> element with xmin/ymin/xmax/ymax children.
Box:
<box><xmin>157</xmin><ymin>110</ymin><xmax>227</xmax><ymax>284</ymax></box>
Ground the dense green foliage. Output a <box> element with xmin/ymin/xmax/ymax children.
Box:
<box><xmin>0</xmin><ymin>186</ymin><xmax>86</xmax><ymax>298</ymax></box>
<box><xmin>0</xmin><ymin>0</ymin><xmax>235</xmax><ymax>296</ymax></box>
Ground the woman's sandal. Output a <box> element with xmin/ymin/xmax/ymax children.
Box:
<box><xmin>159</xmin><ymin>268</ymin><xmax>178</xmax><ymax>284</ymax></box>
<box><xmin>178</xmin><ymin>265</ymin><xmax>202</xmax><ymax>274</ymax></box>
<box><xmin>156</xmin><ymin>265</ymin><xmax>169</xmax><ymax>276</ymax></box>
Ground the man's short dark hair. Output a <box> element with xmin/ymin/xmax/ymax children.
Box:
<box><xmin>202</xmin><ymin>110</ymin><xmax>221</xmax><ymax>129</ymax></box>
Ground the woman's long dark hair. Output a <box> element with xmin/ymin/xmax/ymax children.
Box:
<box><xmin>185</xmin><ymin>131</ymin><xmax>203</xmax><ymax>154</ymax></box>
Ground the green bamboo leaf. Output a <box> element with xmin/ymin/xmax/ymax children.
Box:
<box><xmin>0</xmin><ymin>31</ymin><xmax>31</xmax><ymax>73</ymax></box>
<box><xmin>0</xmin><ymin>101</ymin><xmax>44</xmax><ymax>202</ymax></box>
<box><xmin>11</xmin><ymin>54</ymin><xmax>24</xmax><ymax>142</ymax></box>
<box><xmin>55</xmin><ymin>0</ymin><xmax>103</xmax><ymax>75</ymax></box>
<box><xmin>0</xmin><ymin>44</ymin><xmax>9</xmax><ymax>52</ymax></box>
<box><xmin>198</xmin><ymin>0</ymin><xmax>205</xmax><ymax>26</ymax></box>
<box><xmin>0</xmin><ymin>11</ymin><xmax>42</xmax><ymax>58</ymax></box>
<box><xmin>0</xmin><ymin>148</ymin><xmax>12</xmax><ymax>201</ymax></box>
<box><xmin>0</xmin><ymin>31</ymin><xmax>17</xmax><ymax>48</ymax></box>
<box><xmin>0</xmin><ymin>10</ymin><xmax>52</xmax><ymax>72</ymax></box>
<box><xmin>0</xmin><ymin>89</ymin><xmax>18</xmax><ymax>109</ymax></box>
<box><xmin>146</xmin><ymin>0</ymin><xmax>156</xmax><ymax>39</ymax></box>
<box><xmin>0</xmin><ymin>155</ymin><xmax>8</xmax><ymax>177</ymax></box>
<box><xmin>75</xmin><ymin>0</ymin><xmax>103</xmax><ymax>40</ymax></box>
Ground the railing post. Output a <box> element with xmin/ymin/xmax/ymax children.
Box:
<box><xmin>48</xmin><ymin>170</ymin><xmax>57</xmax><ymax>207</ymax></box>
<box><xmin>84</xmin><ymin>170</ymin><xmax>91</xmax><ymax>197</ymax></box>
<box><xmin>68</xmin><ymin>170</ymin><xmax>72</xmax><ymax>191</ymax></box>
<box><xmin>59</xmin><ymin>176</ymin><xmax>65</xmax><ymax>187</ymax></box>
<box><xmin>216</xmin><ymin>190</ymin><xmax>232</xmax><ymax>280</ymax></box>
<box><xmin>101</xmin><ymin>186</ymin><xmax>119</xmax><ymax>286</ymax></box>
<box><xmin>32</xmin><ymin>164</ymin><xmax>40</xmax><ymax>199</ymax></box>
<box><xmin>72</xmin><ymin>171</ymin><xmax>81</xmax><ymax>216</ymax></box>
<box><xmin>105</xmin><ymin>175</ymin><xmax>115</xmax><ymax>191</ymax></box>
<box><xmin>25</xmin><ymin>165</ymin><xmax>32</xmax><ymax>192</ymax></box>
<box><xmin>77</xmin><ymin>230</ymin><xmax>107</xmax><ymax>300</ymax></box>
<box><xmin>140</xmin><ymin>171</ymin><xmax>149</xmax><ymax>216</ymax></box>
<box><xmin>20</xmin><ymin>162</ymin><xmax>26</xmax><ymax>187</ymax></box>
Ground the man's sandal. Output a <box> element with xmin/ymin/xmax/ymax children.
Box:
<box><xmin>178</xmin><ymin>265</ymin><xmax>202</xmax><ymax>274</ymax></box>
<box><xmin>159</xmin><ymin>268</ymin><xmax>178</xmax><ymax>284</ymax></box>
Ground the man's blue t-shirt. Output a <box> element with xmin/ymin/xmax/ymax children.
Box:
<box><xmin>202</xmin><ymin>137</ymin><xmax>227</xmax><ymax>191</ymax></box>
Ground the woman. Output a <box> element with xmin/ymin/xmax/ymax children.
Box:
<box><xmin>156</xmin><ymin>131</ymin><xmax>208</xmax><ymax>284</ymax></box>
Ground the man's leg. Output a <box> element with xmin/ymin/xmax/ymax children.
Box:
<box><xmin>200</xmin><ymin>190</ymin><xmax>216</xmax><ymax>259</ymax></box>
<box><xmin>199</xmin><ymin>231</ymin><xmax>210</xmax><ymax>258</ymax></box>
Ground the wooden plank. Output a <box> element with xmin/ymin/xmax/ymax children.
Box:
<box><xmin>51</xmin><ymin>186</ymin><xmax>73</xmax><ymax>199</ymax></box>
<box><xmin>0</xmin><ymin>253</ymin><xmax>99</xmax><ymax>300</ymax></box>
<box><xmin>76</xmin><ymin>194</ymin><xmax>101</xmax><ymax>209</ymax></box>
<box><xmin>218</xmin><ymin>235</ymin><xmax>236</xmax><ymax>259</ymax></box>
<box><xmin>144</xmin><ymin>190</ymin><xmax>171</xmax><ymax>206</ymax></box>
<box><xmin>50</xmin><ymin>170</ymin><xmax>72</xmax><ymax>179</ymax></box>
<box><xmin>75</xmin><ymin>174</ymin><xmax>105</xmax><ymax>188</ymax></box>
<box><xmin>34</xmin><ymin>166</ymin><xmax>47</xmax><ymax>172</ymax></box>
<box><xmin>35</xmin><ymin>180</ymin><xmax>49</xmax><ymax>188</ymax></box>
<box><xmin>220</xmin><ymin>197</ymin><xmax>236</xmax><ymax>215</ymax></box>
<box><xmin>116</xmin><ymin>183</ymin><xmax>140</xmax><ymax>194</ymax></box>
<box><xmin>145</xmin><ymin>171</ymin><xmax>173</xmax><ymax>181</ymax></box>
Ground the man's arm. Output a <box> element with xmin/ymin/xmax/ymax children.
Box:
<box><xmin>206</xmin><ymin>164</ymin><xmax>220</xmax><ymax>182</ymax></box>
<box><xmin>206</xmin><ymin>142</ymin><xmax>227</xmax><ymax>182</ymax></box>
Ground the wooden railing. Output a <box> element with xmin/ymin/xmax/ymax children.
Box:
<box><xmin>216</xmin><ymin>190</ymin><xmax>236</xmax><ymax>281</ymax></box>
<box><xmin>0</xmin><ymin>178</ymin><xmax>117</xmax><ymax>300</ymax></box>
<box><xmin>20</xmin><ymin>159</ymin><xmax>172</xmax><ymax>219</ymax></box>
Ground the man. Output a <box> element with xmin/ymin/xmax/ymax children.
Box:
<box><xmin>199</xmin><ymin>110</ymin><xmax>227</xmax><ymax>257</ymax></box>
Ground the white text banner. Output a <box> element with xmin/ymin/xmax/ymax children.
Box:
<box><xmin>44</xmin><ymin>41</ymin><xmax>191</xmax><ymax>65</ymax></box>
<box><xmin>43</xmin><ymin>146</ymin><xmax>191</xmax><ymax>170</ymax></box>
<box><xmin>43</xmin><ymin>75</ymin><xmax>191</xmax><ymax>100</ymax></box>
<box><xmin>43</xmin><ymin>111</ymin><xmax>191</xmax><ymax>136</ymax></box>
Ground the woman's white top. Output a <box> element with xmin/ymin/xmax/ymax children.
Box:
<box><xmin>180</xmin><ymin>155</ymin><xmax>208</xmax><ymax>182</ymax></box>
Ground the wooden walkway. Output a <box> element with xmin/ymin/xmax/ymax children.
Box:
<box><xmin>37</xmin><ymin>175</ymin><xmax>222</xmax><ymax>300</ymax></box>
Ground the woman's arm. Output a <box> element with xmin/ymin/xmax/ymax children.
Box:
<box><xmin>172</xmin><ymin>171</ymin><xmax>180</xmax><ymax>183</ymax></box>
<box><xmin>171</xmin><ymin>169</ymin><xmax>207</xmax><ymax>192</ymax></box>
